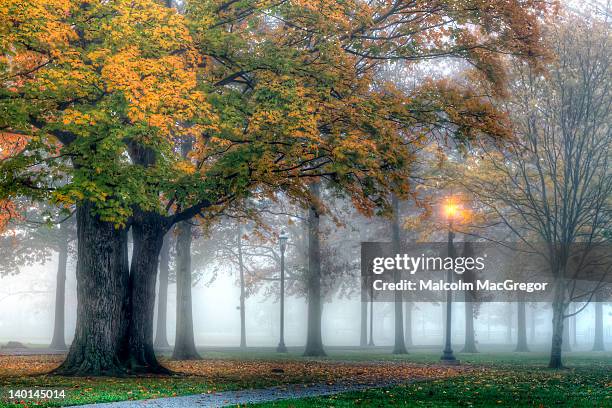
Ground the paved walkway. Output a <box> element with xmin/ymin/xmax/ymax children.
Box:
<box><xmin>78</xmin><ymin>381</ymin><xmax>402</xmax><ymax>407</ymax></box>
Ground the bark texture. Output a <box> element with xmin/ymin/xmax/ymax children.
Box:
<box><xmin>126</xmin><ymin>211</ymin><xmax>169</xmax><ymax>373</ymax></box>
<box><xmin>53</xmin><ymin>202</ymin><xmax>129</xmax><ymax>376</ymax></box>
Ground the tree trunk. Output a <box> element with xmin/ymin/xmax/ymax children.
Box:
<box><xmin>404</xmin><ymin>302</ymin><xmax>413</xmax><ymax>348</ymax></box>
<box><xmin>303</xmin><ymin>182</ymin><xmax>326</xmax><ymax>357</ymax></box>
<box><xmin>548</xmin><ymin>281</ymin><xmax>565</xmax><ymax>369</ymax></box>
<box><xmin>530</xmin><ymin>305</ymin><xmax>536</xmax><ymax>343</ymax></box>
<box><xmin>506</xmin><ymin>302</ymin><xmax>513</xmax><ymax>344</ymax></box>
<box><xmin>462</xmin><ymin>299</ymin><xmax>478</xmax><ymax>353</ymax></box>
<box><xmin>360</xmin><ymin>280</ymin><xmax>368</xmax><ymax>347</ymax></box>
<box><xmin>562</xmin><ymin>314</ymin><xmax>571</xmax><ymax>352</ymax></box>
<box><xmin>515</xmin><ymin>294</ymin><xmax>529</xmax><ymax>352</ymax></box>
<box><xmin>50</xmin><ymin>222</ymin><xmax>69</xmax><ymax>351</ymax></box>
<box><xmin>154</xmin><ymin>235</ymin><xmax>171</xmax><ymax>349</ymax></box>
<box><xmin>238</xmin><ymin>228</ymin><xmax>247</xmax><ymax>350</ymax></box>
<box><xmin>391</xmin><ymin>195</ymin><xmax>407</xmax><ymax>354</ymax></box>
<box><xmin>461</xmin><ymin>240</ymin><xmax>477</xmax><ymax>353</ymax></box>
<box><xmin>53</xmin><ymin>202</ymin><xmax>129</xmax><ymax>376</ymax></box>
<box><xmin>172</xmin><ymin>221</ymin><xmax>201</xmax><ymax>360</ymax></box>
<box><xmin>592</xmin><ymin>293</ymin><xmax>605</xmax><ymax>351</ymax></box>
<box><xmin>570</xmin><ymin>302</ymin><xmax>577</xmax><ymax>347</ymax></box>
<box><xmin>126</xmin><ymin>212</ymin><xmax>169</xmax><ymax>373</ymax></box>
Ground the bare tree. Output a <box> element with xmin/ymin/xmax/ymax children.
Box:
<box><xmin>463</xmin><ymin>16</ymin><xmax>611</xmax><ymax>368</ymax></box>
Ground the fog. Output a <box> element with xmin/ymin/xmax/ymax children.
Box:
<box><xmin>1</xmin><ymin>252</ymin><xmax>609</xmax><ymax>350</ymax></box>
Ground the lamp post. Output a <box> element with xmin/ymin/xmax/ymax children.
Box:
<box><xmin>441</xmin><ymin>199</ymin><xmax>460</xmax><ymax>364</ymax></box>
<box><xmin>276</xmin><ymin>230</ymin><xmax>289</xmax><ymax>353</ymax></box>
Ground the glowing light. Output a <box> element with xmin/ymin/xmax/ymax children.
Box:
<box><xmin>443</xmin><ymin>198</ymin><xmax>461</xmax><ymax>219</ymax></box>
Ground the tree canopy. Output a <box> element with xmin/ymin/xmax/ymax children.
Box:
<box><xmin>1</xmin><ymin>0</ymin><xmax>550</xmax><ymax>225</ymax></box>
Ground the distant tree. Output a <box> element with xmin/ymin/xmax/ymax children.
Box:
<box><xmin>154</xmin><ymin>235</ymin><xmax>171</xmax><ymax>349</ymax></box>
<box><xmin>0</xmin><ymin>205</ymin><xmax>75</xmax><ymax>349</ymax></box>
<box><xmin>172</xmin><ymin>221</ymin><xmax>201</xmax><ymax>360</ymax></box>
<box><xmin>49</xmin><ymin>214</ymin><xmax>76</xmax><ymax>350</ymax></box>
<box><xmin>461</xmin><ymin>239</ymin><xmax>479</xmax><ymax>353</ymax></box>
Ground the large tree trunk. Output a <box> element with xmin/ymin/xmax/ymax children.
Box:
<box><xmin>303</xmin><ymin>182</ymin><xmax>326</xmax><ymax>357</ymax></box>
<box><xmin>154</xmin><ymin>235</ymin><xmax>171</xmax><ymax>349</ymax></box>
<box><xmin>592</xmin><ymin>292</ymin><xmax>605</xmax><ymax>351</ymax></box>
<box><xmin>548</xmin><ymin>281</ymin><xmax>565</xmax><ymax>369</ymax></box>
<box><xmin>126</xmin><ymin>212</ymin><xmax>169</xmax><ymax>373</ymax></box>
<box><xmin>515</xmin><ymin>294</ymin><xmax>529</xmax><ymax>352</ymax></box>
<box><xmin>172</xmin><ymin>221</ymin><xmax>201</xmax><ymax>360</ymax></box>
<box><xmin>391</xmin><ymin>195</ymin><xmax>407</xmax><ymax>354</ymax></box>
<box><xmin>238</xmin><ymin>228</ymin><xmax>247</xmax><ymax>350</ymax></box>
<box><xmin>50</xmin><ymin>222</ymin><xmax>69</xmax><ymax>351</ymax></box>
<box><xmin>53</xmin><ymin>202</ymin><xmax>129</xmax><ymax>376</ymax></box>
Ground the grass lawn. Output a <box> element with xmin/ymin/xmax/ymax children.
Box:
<box><xmin>247</xmin><ymin>367</ymin><xmax>611</xmax><ymax>408</ymax></box>
<box><xmin>0</xmin><ymin>350</ymin><xmax>609</xmax><ymax>407</ymax></box>
<box><xmin>246</xmin><ymin>351</ymin><xmax>612</xmax><ymax>408</ymax></box>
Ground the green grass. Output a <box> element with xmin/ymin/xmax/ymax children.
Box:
<box><xmin>1</xmin><ymin>376</ymin><xmax>225</xmax><ymax>407</ymax></box>
<box><xmin>247</xmin><ymin>368</ymin><xmax>611</xmax><ymax>407</ymax></box>
<box><xmin>246</xmin><ymin>352</ymin><xmax>612</xmax><ymax>408</ymax></box>
<box><xmin>189</xmin><ymin>347</ymin><xmax>611</xmax><ymax>367</ymax></box>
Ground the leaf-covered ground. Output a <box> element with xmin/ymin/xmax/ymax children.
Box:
<box><xmin>0</xmin><ymin>353</ymin><xmax>463</xmax><ymax>407</ymax></box>
<box><xmin>0</xmin><ymin>351</ymin><xmax>610</xmax><ymax>407</ymax></box>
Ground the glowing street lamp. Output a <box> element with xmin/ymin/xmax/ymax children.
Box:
<box><xmin>443</xmin><ymin>201</ymin><xmax>460</xmax><ymax>219</ymax></box>
<box><xmin>441</xmin><ymin>197</ymin><xmax>461</xmax><ymax>365</ymax></box>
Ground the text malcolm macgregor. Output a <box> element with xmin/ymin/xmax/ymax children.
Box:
<box><xmin>373</xmin><ymin>279</ymin><xmax>549</xmax><ymax>292</ymax></box>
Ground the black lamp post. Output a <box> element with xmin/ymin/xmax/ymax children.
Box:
<box><xmin>441</xmin><ymin>201</ymin><xmax>460</xmax><ymax>364</ymax></box>
<box><xmin>276</xmin><ymin>230</ymin><xmax>289</xmax><ymax>353</ymax></box>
